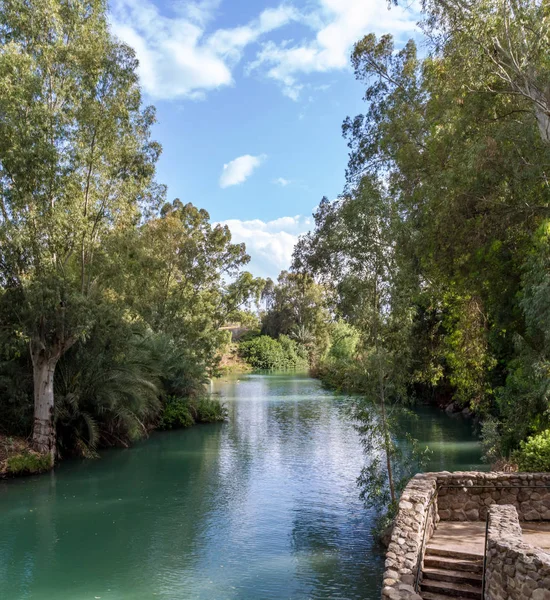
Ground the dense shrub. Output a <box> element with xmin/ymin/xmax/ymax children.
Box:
<box><xmin>278</xmin><ymin>335</ymin><xmax>309</xmax><ymax>368</ymax></box>
<box><xmin>159</xmin><ymin>396</ymin><xmax>195</xmax><ymax>429</ymax></box>
<box><xmin>0</xmin><ymin>353</ymin><xmax>34</xmax><ymax>437</ymax></box>
<box><xmin>238</xmin><ymin>335</ymin><xmax>308</xmax><ymax>370</ymax></box>
<box><xmin>515</xmin><ymin>430</ymin><xmax>550</xmax><ymax>472</ymax></box>
<box><xmin>159</xmin><ymin>396</ymin><xmax>226</xmax><ymax>430</ymax></box>
<box><xmin>314</xmin><ymin>357</ymin><xmax>364</xmax><ymax>392</ymax></box>
<box><xmin>192</xmin><ymin>397</ymin><xmax>227</xmax><ymax>424</ymax></box>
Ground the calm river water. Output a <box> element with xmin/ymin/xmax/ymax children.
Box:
<box><xmin>0</xmin><ymin>373</ymin><xmax>484</xmax><ymax>600</ymax></box>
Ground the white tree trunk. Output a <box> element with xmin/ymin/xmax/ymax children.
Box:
<box><xmin>32</xmin><ymin>356</ymin><xmax>58</xmax><ymax>461</ymax></box>
<box><xmin>535</xmin><ymin>106</ymin><xmax>550</xmax><ymax>145</ymax></box>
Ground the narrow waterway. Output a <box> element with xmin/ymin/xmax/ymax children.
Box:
<box><xmin>0</xmin><ymin>373</ymin><xmax>483</xmax><ymax>600</ymax></box>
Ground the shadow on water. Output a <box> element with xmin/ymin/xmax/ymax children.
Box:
<box><xmin>0</xmin><ymin>372</ymin><xmax>483</xmax><ymax>600</ymax></box>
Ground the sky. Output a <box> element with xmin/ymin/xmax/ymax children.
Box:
<box><xmin>109</xmin><ymin>0</ymin><xmax>420</xmax><ymax>279</ymax></box>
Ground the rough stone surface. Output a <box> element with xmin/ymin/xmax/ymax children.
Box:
<box><xmin>381</xmin><ymin>473</ymin><xmax>437</xmax><ymax>600</ymax></box>
<box><xmin>437</xmin><ymin>472</ymin><xmax>550</xmax><ymax>521</ymax></box>
<box><xmin>381</xmin><ymin>471</ymin><xmax>550</xmax><ymax>600</ymax></box>
<box><xmin>486</xmin><ymin>504</ymin><xmax>550</xmax><ymax>600</ymax></box>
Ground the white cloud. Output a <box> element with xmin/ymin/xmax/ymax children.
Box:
<box><xmin>274</xmin><ymin>177</ymin><xmax>291</xmax><ymax>187</ymax></box>
<box><xmin>110</xmin><ymin>0</ymin><xmax>299</xmax><ymax>100</ymax></box>
<box><xmin>247</xmin><ymin>0</ymin><xmax>418</xmax><ymax>100</ymax></box>
<box><xmin>218</xmin><ymin>215</ymin><xmax>311</xmax><ymax>278</ymax></box>
<box><xmin>110</xmin><ymin>0</ymin><xmax>231</xmax><ymax>100</ymax></box>
<box><xmin>109</xmin><ymin>0</ymin><xmax>418</xmax><ymax>101</ymax></box>
<box><xmin>219</xmin><ymin>154</ymin><xmax>266</xmax><ymax>188</ymax></box>
<box><xmin>178</xmin><ymin>0</ymin><xmax>222</xmax><ymax>26</ymax></box>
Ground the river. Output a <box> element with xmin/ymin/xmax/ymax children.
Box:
<box><xmin>0</xmin><ymin>373</ymin><xmax>484</xmax><ymax>600</ymax></box>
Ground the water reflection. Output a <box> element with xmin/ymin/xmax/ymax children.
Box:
<box><xmin>0</xmin><ymin>373</ymin><xmax>482</xmax><ymax>600</ymax></box>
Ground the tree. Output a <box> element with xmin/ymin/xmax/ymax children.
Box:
<box><xmin>294</xmin><ymin>177</ymin><xmax>416</xmax><ymax>507</ymax></box>
<box><xmin>417</xmin><ymin>0</ymin><xmax>550</xmax><ymax>143</ymax></box>
<box><xmin>124</xmin><ymin>199</ymin><xmax>264</xmax><ymax>370</ymax></box>
<box><xmin>340</xmin><ymin>25</ymin><xmax>549</xmax><ymax>413</ymax></box>
<box><xmin>0</xmin><ymin>0</ymin><xmax>160</xmax><ymax>458</ymax></box>
<box><xmin>261</xmin><ymin>271</ymin><xmax>331</xmax><ymax>363</ymax></box>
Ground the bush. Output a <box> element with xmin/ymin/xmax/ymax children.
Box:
<box><xmin>278</xmin><ymin>335</ymin><xmax>308</xmax><ymax>369</ymax></box>
<box><xmin>6</xmin><ymin>451</ymin><xmax>52</xmax><ymax>475</ymax></box>
<box><xmin>159</xmin><ymin>396</ymin><xmax>195</xmax><ymax>430</ymax></box>
<box><xmin>515</xmin><ymin>430</ymin><xmax>550</xmax><ymax>472</ymax></box>
<box><xmin>314</xmin><ymin>357</ymin><xmax>364</xmax><ymax>392</ymax></box>
<box><xmin>159</xmin><ymin>396</ymin><xmax>226</xmax><ymax>430</ymax></box>
<box><xmin>238</xmin><ymin>335</ymin><xmax>308</xmax><ymax>370</ymax></box>
<box><xmin>192</xmin><ymin>397</ymin><xmax>227</xmax><ymax>423</ymax></box>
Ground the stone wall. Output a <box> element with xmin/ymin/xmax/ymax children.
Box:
<box><xmin>381</xmin><ymin>473</ymin><xmax>438</xmax><ymax>600</ymax></box>
<box><xmin>437</xmin><ymin>472</ymin><xmax>550</xmax><ymax>521</ymax></box>
<box><xmin>381</xmin><ymin>471</ymin><xmax>550</xmax><ymax>600</ymax></box>
<box><xmin>485</xmin><ymin>504</ymin><xmax>550</xmax><ymax>600</ymax></box>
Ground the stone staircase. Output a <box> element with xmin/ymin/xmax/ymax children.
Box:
<box><xmin>419</xmin><ymin>545</ymin><xmax>483</xmax><ymax>600</ymax></box>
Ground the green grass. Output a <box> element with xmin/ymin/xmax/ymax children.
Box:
<box><xmin>6</xmin><ymin>451</ymin><xmax>52</xmax><ymax>475</ymax></box>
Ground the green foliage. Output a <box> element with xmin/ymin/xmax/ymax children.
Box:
<box><xmin>6</xmin><ymin>452</ymin><xmax>52</xmax><ymax>475</ymax></box>
<box><xmin>278</xmin><ymin>335</ymin><xmax>309</xmax><ymax>369</ymax></box>
<box><xmin>515</xmin><ymin>430</ymin><xmax>550</xmax><ymax>472</ymax></box>
<box><xmin>0</xmin><ymin>1</ymin><xmax>263</xmax><ymax>459</ymax></box>
<box><xmin>55</xmin><ymin>324</ymin><xmax>162</xmax><ymax>455</ymax></box>
<box><xmin>159</xmin><ymin>397</ymin><xmax>195</xmax><ymax>430</ymax></box>
<box><xmin>261</xmin><ymin>271</ymin><xmax>331</xmax><ymax>365</ymax></box>
<box><xmin>353</xmin><ymin>395</ymin><xmax>432</xmax><ymax>517</ymax></box>
<box><xmin>192</xmin><ymin>397</ymin><xmax>227</xmax><ymax>424</ymax></box>
<box><xmin>159</xmin><ymin>396</ymin><xmax>226</xmax><ymax>430</ymax></box>
<box><xmin>293</xmin><ymin>0</ymin><xmax>550</xmax><ymax>474</ymax></box>
<box><xmin>327</xmin><ymin>321</ymin><xmax>360</xmax><ymax>361</ymax></box>
<box><xmin>238</xmin><ymin>335</ymin><xmax>308</xmax><ymax>370</ymax></box>
<box><xmin>480</xmin><ymin>417</ymin><xmax>503</xmax><ymax>466</ymax></box>
<box><xmin>315</xmin><ymin>358</ymin><xmax>363</xmax><ymax>392</ymax></box>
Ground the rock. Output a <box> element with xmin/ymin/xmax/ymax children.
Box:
<box><xmin>379</xmin><ymin>522</ymin><xmax>395</xmax><ymax>548</ymax></box>
<box><xmin>445</xmin><ymin>402</ymin><xmax>459</xmax><ymax>414</ymax></box>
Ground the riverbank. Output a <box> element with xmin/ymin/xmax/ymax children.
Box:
<box><xmin>0</xmin><ymin>395</ymin><xmax>226</xmax><ymax>478</ymax></box>
<box><xmin>312</xmin><ymin>358</ymin><xmax>477</xmax><ymax>418</ymax></box>
<box><xmin>0</xmin><ymin>435</ymin><xmax>52</xmax><ymax>478</ymax></box>
<box><xmin>217</xmin><ymin>343</ymin><xmax>253</xmax><ymax>375</ymax></box>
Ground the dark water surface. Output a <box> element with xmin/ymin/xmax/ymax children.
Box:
<box><xmin>0</xmin><ymin>373</ymin><xmax>483</xmax><ymax>600</ymax></box>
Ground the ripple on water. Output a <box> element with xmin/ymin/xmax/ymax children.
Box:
<box><xmin>0</xmin><ymin>372</ymin><xmax>481</xmax><ymax>600</ymax></box>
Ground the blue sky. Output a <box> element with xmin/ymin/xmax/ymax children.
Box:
<box><xmin>109</xmin><ymin>0</ymin><xmax>419</xmax><ymax>279</ymax></box>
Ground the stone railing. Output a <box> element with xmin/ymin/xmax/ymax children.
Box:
<box><xmin>382</xmin><ymin>473</ymin><xmax>437</xmax><ymax>600</ymax></box>
<box><xmin>485</xmin><ymin>504</ymin><xmax>550</xmax><ymax>600</ymax></box>
<box><xmin>437</xmin><ymin>472</ymin><xmax>550</xmax><ymax>521</ymax></box>
<box><xmin>381</xmin><ymin>471</ymin><xmax>550</xmax><ymax>600</ymax></box>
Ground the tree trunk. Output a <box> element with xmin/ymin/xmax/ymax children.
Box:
<box><xmin>535</xmin><ymin>105</ymin><xmax>550</xmax><ymax>145</ymax></box>
<box><xmin>31</xmin><ymin>354</ymin><xmax>58</xmax><ymax>462</ymax></box>
<box><xmin>379</xmin><ymin>360</ymin><xmax>396</xmax><ymax>506</ymax></box>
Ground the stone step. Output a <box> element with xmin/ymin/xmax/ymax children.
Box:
<box><xmin>425</xmin><ymin>546</ymin><xmax>484</xmax><ymax>561</ymax></box>
<box><xmin>423</xmin><ymin>567</ymin><xmax>482</xmax><ymax>586</ymax></box>
<box><xmin>423</xmin><ymin>555</ymin><xmax>483</xmax><ymax>574</ymax></box>
<box><xmin>421</xmin><ymin>593</ymin><xmax>474</xmax><ymax>600</ymax></box>
<box><xmin>421</xmin><ymin>579</ymin><xmax>482</xmax><ymax>599</ymax></box>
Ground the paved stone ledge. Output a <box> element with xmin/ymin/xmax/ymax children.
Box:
<box><xmin>381</xmin><ymin>471</ymin><xmax>550</xmax><ymax>600</ymax></box>
<box><xmin>486</xmin><ymin>504</ymin><xmax>550</xmax><ymax>600</ymax></box>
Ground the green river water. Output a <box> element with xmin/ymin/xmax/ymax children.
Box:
<box><xmin>0</xmin><ymin>373</ymin><xmax>484</xmax><ymax>600</ymax></box>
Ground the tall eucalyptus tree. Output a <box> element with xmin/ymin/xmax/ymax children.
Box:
<box><xmin>0</xmin><ymin>0</ymin><xmax>160</xmax><ymax>458</ymax></box>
